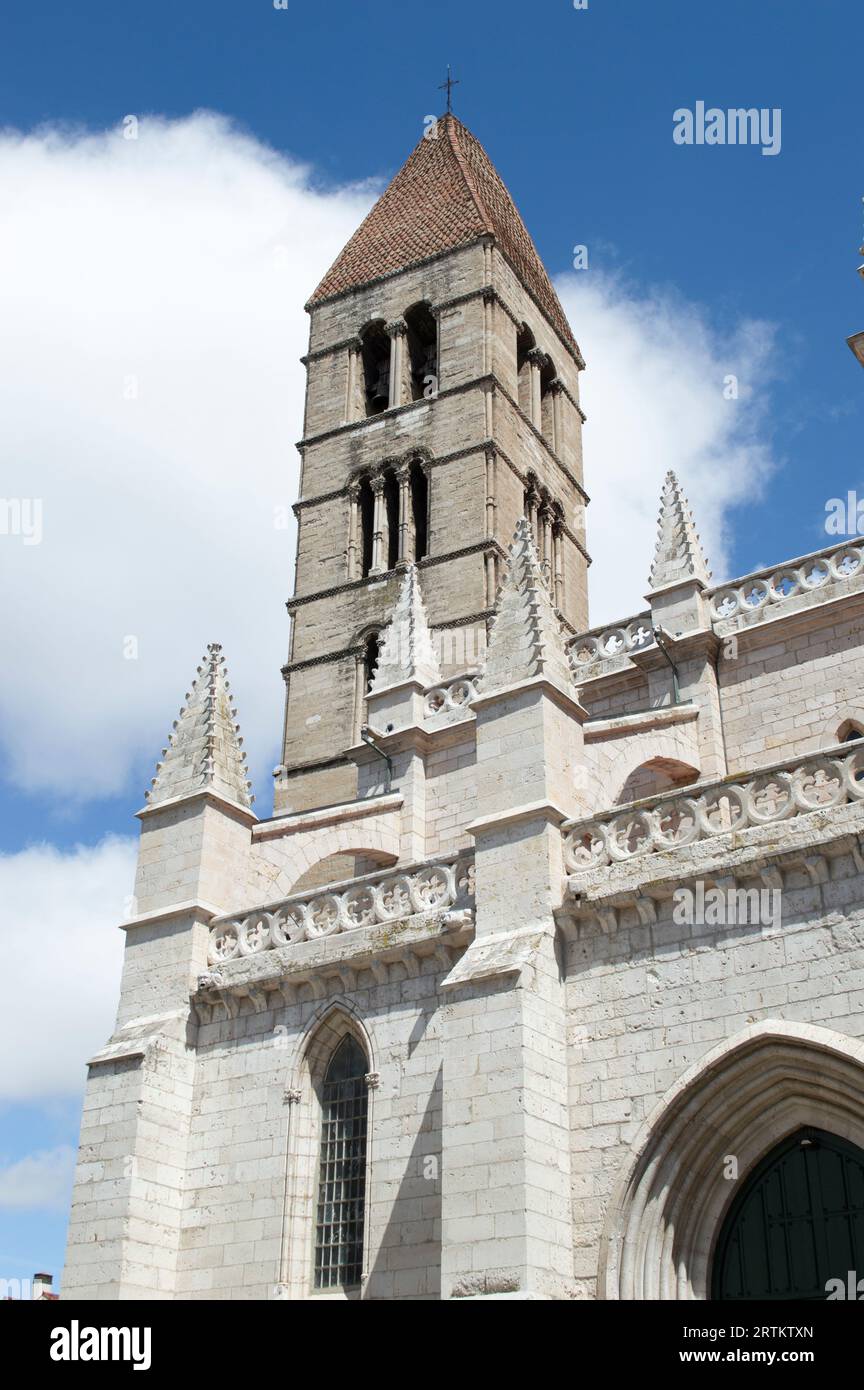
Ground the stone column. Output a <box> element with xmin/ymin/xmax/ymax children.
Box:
<box><xmin>527</xmin><ymin>348</ymin><xmax>544</xmax><ymax>429</ymax></box>
<box><xmin>540</xmin><ymin>501</ymin><xmax>553</xmax><ymax>579</ymax></box>
<box><xmin>387</xmin><ymin>320</ymin><xmax>407</xmax><ymax>410</ymax></box>
<box><xmin>549</xmin><ymin>378</ymin><xmax>564</xmax><ymax>454</ymax></box>
<box><xmin>552</xmin><ymin>515</ymin><xmax>564</xmax><ymax>609</ymax></box>
<box><xmin>344</xmin><ymin>337</ymin><xmax>362</xmax><ymax>423</ymax></box>
<box><xmin>361</xmin><ymin>1070</ymin><xmax>380</xmax><ymax>1291</ymax></box>
<box><xmin>346</xmin><ymin>479</ymin><xmax>360</xmax><ymax>579</ymax></box>
<box><xmin>485</xmin><ymin>447</ymin><xmax>498</xmax><ymax>609</ymax></box>
<box><xmin>369</xmin><ymin>473</ymin><xmax>386</xmax><ymax>574</ymax></box>
<box><xmin>525</xmin><ymin>483</ymin><xmax>540</xmax><ymax>539</ymax></box>
<box><xmin>396</xmin><ymin>461</ymin><xmax>412</xmax><ymax>565</ymax></box>
<box><xmin>353</xmin><ymin>649</ymin><xmax>367</xmax><ymax>742</ymax></box>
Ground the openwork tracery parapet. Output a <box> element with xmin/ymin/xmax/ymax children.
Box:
<box><xmin>563</xmin><ymin>741</ymin><xmax>864</xmax><ymax>875</ymax></box>
<box><xmin>207</xmin><ymin>853</ymin><xmax>475</xmax><ymax>966</ymax></box>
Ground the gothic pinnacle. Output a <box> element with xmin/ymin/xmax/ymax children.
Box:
<box><xmin>144</xmin><ymin>641</ymin><xmax>255</xmax><ymax>810</ymax></box>
<box><xmin>480</xmin><ymin>516</ymin><xmax>575</xmax><ymax>693</ymax></box>
<box><xmin>648</xmin><ymin>470</ymin><xmax>711</xmax><ymax>591</ymax></box>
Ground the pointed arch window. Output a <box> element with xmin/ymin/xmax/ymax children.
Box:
<box><xmin>314</xmin><ymin>1034</ymin><xmax>369</xmax><ymax>1290</ymax></box>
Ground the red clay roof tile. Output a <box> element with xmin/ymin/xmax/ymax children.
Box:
<box><xmin>308</xmin><ymin>115</ymin><xmax>578</xmax><ymax>354</ymax></box>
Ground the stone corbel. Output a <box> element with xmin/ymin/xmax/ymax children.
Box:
<box><xmin>635</xmin><ymin>895</ymin><xmax>658</xmax><ymax>926</ymax></box>
<box><xmin>597</xmin><ymin>906</ymin><xmax>618</xmax><ymax>935</ymax></box>
<box><xmin>802</xmin><ymin>854</ymin><xmax>830</xmax><ymax>886</ymax></box>
<box><xmin>759</xmin><ymin>865</ymin><xmax>784</xmax><ymax>891</ymax></box>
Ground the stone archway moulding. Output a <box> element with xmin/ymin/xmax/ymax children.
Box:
<box><xmin>598</xmin><ymin>1020</ymin><xmax>864</xmax><ymax>1300</ymax></box>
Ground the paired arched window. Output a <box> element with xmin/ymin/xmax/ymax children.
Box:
<box><xmin>349</xmin><ymin>458</ymin><xmax>429</xmax><ymax>579</ymax></box>
<box><xmin>313</xmin><ymin>1034</ymin><xmax>369</xmax><ymax>1291</ymax></box>
<box><xmin>351</xmin><ymin>304</ymin><xmax>438</xmax><ymax>420</ymax></box>
<box><xmin>515</xmin><ymin>322</ymin><xmax>561</xmax><ymax>450</ymax></box>
<box><xmin>523</xmin><ymin>471</ymin><xmax>565</xmax><ymax>606</ymax></box>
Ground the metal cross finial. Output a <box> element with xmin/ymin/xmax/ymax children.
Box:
<box><xmin>439</xmin><ymin>65</ymin><xmax>459</xmax><ymax>114</ymax></box>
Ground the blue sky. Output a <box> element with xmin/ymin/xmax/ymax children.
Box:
<box><xmin>0</xmin><ymin>0</ymin><xmax>861</xmax><ymax>1287</ymax></box>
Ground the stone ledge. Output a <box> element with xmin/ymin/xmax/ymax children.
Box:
<box><xmin>562</xmin><ymin>801</ymin><xmax>864</xmax><ymax>909</ymax></box>
<box><xmin>583</xmin><ymin>701</ymin><xmax>698</xmax><ymax>741</ymax></box>
<box><xmin>88</xmin><ymin>1010</ymin><xmax>187</xmax><ymax>1067</ymax></box>
<box><xmin>441</xmin><ymin>924</ymin><xmax>550</xmax><ymax>989</ymax></box>
<box><xmin>252</xmin><ymin>791</ymin><xmax>402</xmax><ymax>841</ymax></box>
<box><xmin>465</xmin><ymin>800</ymin><xmax>571</xmax><ymax>836</ymax></box>
<box><xmin>193</xmin><ymin>910</ymin><xmax>474</xmax><ymax>1022</ymax></box>
<box><xmin>136</xmin><ymin>788</ymin><xmax>257</xmax><ymax>825</ymax></box>
<box><xmin>121</xmin><ymin>899</ymin><xmax>223</xmax><ymax>933</ymax></box>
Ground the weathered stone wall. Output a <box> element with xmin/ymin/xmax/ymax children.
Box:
<box><xmin>718</xmin><ymin>595</ymin><xmax>864</xmax><ymax>769</ymax></box>
<box><xmin>564</xmin><ymin>850</ymin><xmax>864</xmax><ymax>1297</ymax></box>
<box><xmin>178</xmin><ymin>967</ymin><xmax>449</xmax><ymax>1299</ymax></box>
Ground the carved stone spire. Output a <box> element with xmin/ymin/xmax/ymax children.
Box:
<box><xmin>369</xmin><ymin>565</ymin><xmax>441</xmax><ymax>692</ymax></box>
<box><xmin>481</xmin><ymin>517</ymin><xmax>575</xmax><ymax>693</ymax></box>
<box><xmin>145</xmin><ymin>642</ymin><xmax>254</xmax><ymax>810</ymax></box>
<box><xmin>649</xmin><ymin>470</ymin><xmax>711</xmax><ymax>591</ymax></box>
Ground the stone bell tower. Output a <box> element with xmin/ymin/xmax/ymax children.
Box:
<box><xmin>275</xmin><ymin>112</ymin><xmax>591</xmax><ymax>815</ymax></box>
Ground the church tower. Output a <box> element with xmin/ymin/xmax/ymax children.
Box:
<box><xmin>64</xmin><ymin>106</ymin><xmax>864</xmax><ymax>1305</ymax></box>
<box><xmin>275</xmin><ymin>113</ymin><xmax>589</xmax><ymax>814</ymax></box>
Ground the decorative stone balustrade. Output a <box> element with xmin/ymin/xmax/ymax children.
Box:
<box><xmin>709</xmin><ymin>543</ymin><xmax>864</xmax><ymax>623</ymax></box>
<box><xmin>424</xmin><ymin>675</ymin><xmax>482</xmax><ymax>719</ymax></box>
<box><xmin>207</xmin><ymin>854</ymin><xmax>475</xmax><ymax>965</ymax></box>
<box><xmin>569</xmin><ymin>614</ymin><xmax>656</xmax><ymax>669</ymax></box>
<box><xmin>563</xmin><ymin>741</ymin><xmax>864</xmax><ymax>875</ymax></box>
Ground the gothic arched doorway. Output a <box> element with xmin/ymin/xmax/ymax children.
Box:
<box><xmin>712</xmin><ymin>1128</ymin><xmax>864</xmax><ymax>1300</ymax></box>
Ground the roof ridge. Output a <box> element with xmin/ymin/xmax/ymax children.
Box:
<box><xmin>445</xmin><ymin>115</ymin><xmax>494</xmax><ymax>237</ymax></box>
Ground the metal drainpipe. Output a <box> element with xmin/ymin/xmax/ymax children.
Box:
<box><xmin>359</xmin><ymin>725</ymin><xmax>393</xmax><ymax>792</ymax></box>
<box><xmin>653</xmin><ymin>626</ymin><xmax>681</xmax><ymax>705</ymax></box>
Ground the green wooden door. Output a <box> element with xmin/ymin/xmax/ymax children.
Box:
<box><xmin>713</xmin><ymin>1128</ymin><xmax>864</xmax><ymax>1300</ymax></box>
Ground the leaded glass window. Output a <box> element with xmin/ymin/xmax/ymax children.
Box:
<box><xmin>314</xmin><ymin>1034</ymin><xmax>368</xmax><ymax>1290</ymax></box>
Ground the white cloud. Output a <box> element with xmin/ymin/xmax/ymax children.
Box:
<box><xmin>0</xmin><ymin>112</ymin><xmax>374</xmax><ymax>803</ymax></box>
<box><xmin>0</xmin><ymin>837</ymin><xmax>136</xmax><ymax>1099</ymax></box>
<box><xmin>556</xmin><ymin>272</ymin><xmax>779</xmax><ymax>625</ymax></box>
<box><xmin>0</xmin><ymin>115</ymin><xmax>782</xmax><ymax>816</ymax></box>
<box><xmin>0</xmin><ymin>1146</ymin><xmax>77</xmax><ymax>1211</ymax></box>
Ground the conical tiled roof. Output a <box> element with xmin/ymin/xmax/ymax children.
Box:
<box><xmin>308</xmin><ymin>114</ymin><xmax>578</xmax><ymax>354</ymax></box>
<box><xmin>370</xmin><ymin>565</ymin><xmax>441</xmax><ymax>692</ymax></box>
<box><xmin>649</xmin><ymin>471</ymin><xmax>712</xmax><ymax>591</ymax></box>
<box><xmin>481</xmin><ymin>517</ymin><xmax>577</xmax><ymax>693</ymax></box>
<box><xmin>145</xmin><ymin>643</ymin><xmax>255</xmax><ymax>811</ymax></box>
